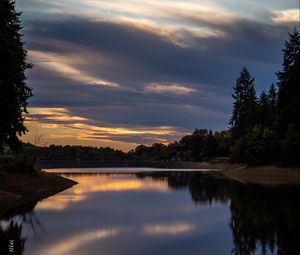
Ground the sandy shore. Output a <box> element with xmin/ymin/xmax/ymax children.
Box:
<box><xmin>0</xmin><ymin>172</ymin><xmax>77</xmax><ymax>217</ymax></box>
<box><xmin>221</xmin><ymin>165</ymin><xmax>300</xmax><ymax>185</ymax></box>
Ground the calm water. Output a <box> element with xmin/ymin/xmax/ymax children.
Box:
<box><xmin>1</xmin><ymin>168</ymin><xmax>299</xmax><ymax>255</ymax></box>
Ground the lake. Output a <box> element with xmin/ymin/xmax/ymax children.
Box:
<box><xmin>1</xmin><ymin>168</ymin><xmax>299</xmax><ymax>255</ymax></box>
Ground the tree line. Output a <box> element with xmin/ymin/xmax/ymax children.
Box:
<box><xmin>20</xmin><ymin>129</ymin><xmax>230</xmax><ymax>161</ymax></box>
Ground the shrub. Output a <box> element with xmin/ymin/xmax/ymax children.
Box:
<box><xmin>0</xmin><ymin>155</ymin><xmax>40</xmax><ymax>175</ymax></box>
<box><xmin>280</xmin><ymin>124</ymin><xmax>300</xmax><ymax>166</ymax></box>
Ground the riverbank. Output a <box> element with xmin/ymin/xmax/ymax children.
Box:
<box><xmin>0</xmin><ymin>172</ymin><xmax>77</xmax><ymax>218</ymax></box>
<box><xmin>221</xmin><ymin>165</ymin><xmax>300</xmax><ymax>185</ymax></box>
<box><xmin>38</xmin><ymin>159</ymin><xmax>300</xmax><ymax>185</ymax></box>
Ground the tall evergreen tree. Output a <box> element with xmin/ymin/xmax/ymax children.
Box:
<box><xmin>229</xmin><ymin>67</ymin><xmax>257</xmax><ymax>140</ymax></box>
<box><xmin>257</xmin><ymin>90</ymin><xmax>270</xmax><ymax>126</ymax></box>
<box><xmin>0</xmin><ymin>0</ymin><xmax>32</xmax><ymax>152</ymax></box>
<box><xmin>277</xmin><ymin>28</ymin><xmax>300</xmax><ymax>137</ymax></box>
<box><xmin>268</xmin><ymin>83</ymin><xmax>277</xmax><ymax>112</ymax></box>
<box><xmin>257</xmin><ymin>84</ymin><xmax>278</xmax><ymax>128</ymax></box>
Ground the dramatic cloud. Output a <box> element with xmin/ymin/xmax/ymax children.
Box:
<box><xmin>16</xmin><ymin>0</ymin><xmax>298</xmax><ymax>149</ymax></box>
<box><xmin>29</xmin><ymin>50</ymin><xmax>120</xmax><ymax>87</ymax></box>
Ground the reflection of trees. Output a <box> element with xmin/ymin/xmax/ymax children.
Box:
<box><xmin>0</xmin><ymin>220</ymin><xmax>25</xmax><ymax>255</ymax></box>
<box><xmin>0</xmin><ymin>201</ymin><xmax>45</xmax><ymax>255</ymax></box>
<box><xmin>136</xmin><ymin>171</ymin><xmax>300</xmax><ymax>255</ymax></box>
<box><xmin>229</xmin><ymin>185</ymin><xmax>300</xmax><ymax>255</ymax></box>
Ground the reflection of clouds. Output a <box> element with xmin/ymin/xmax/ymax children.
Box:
<box><xmin>36</xmin><ymin>175</ymin><xmax>169</xmax><ymax>211</ymax></box>
<box><xmin>36</xmin><ymin>194</ymin><xmax>86</xmax><ymax>211</ymax></box>
<box><xmin>39</xmin><ymin>228</ymin><xmax>119</xmax><ymax>255</ymax></box>
<box><xmin>70</xmin><ymin>175</ymin><xmax>169</xmax><ymax>193</ymax></box>
<box><xmin>143</xmin><ymin>222</ymin><xmax>194</xmax><ymax>235</ymax></box>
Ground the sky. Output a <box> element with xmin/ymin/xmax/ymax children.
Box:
<box><xmin>16</xmin><ymin>0</ymin><xmax>299</xmax><ymax>151</ymax></box>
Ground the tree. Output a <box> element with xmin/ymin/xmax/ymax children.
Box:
<box><xmin>256</xmin><ymin>84</ymin><xmax>277</xmax><ymax>128</ymax></box>
<box><xmin>0</xmin><ymin>0</ymin><xmax>32</xmax><ymax>152</ymax></box>
<box><xmin>257</xmin><ymin>90</ymin><xmax>270</xmax><ymax>127</ymax></box>
<box><xmin>245</xmin><ymin>125</ymin><xmax>277</xmax><ymax>165</ymax></box>
<box><xmin>276</xmin><ymin>29</ymin><xmax>300</xmax><ymax>165</ymax></box>
<box><xmin>280</xmin><ymin>123</ymin><xmax>300</xmax><ymax>166</ymax></box>
<box><xmin>268</xmin><ymin>83</ymin><xmax>277</xmax><ymax>113</ymax></box>
<box><xmin>203</xmin><ymin>130</ymin><xmax>217</xmax><ymax>159</ymax></box>
<box><xmin>277</xmin><ymin>28</ymin><xmax>300</xmax><ymax>137</ymax></box>
<box><xmin>229</xmin><ymin>67</ymin><xmax>257</xmax><ymax>141</ymax></box>
<box><xmin>180</xmin><ymin>129</ymin><xmax>209</xmax><ymax>160</ymax></box>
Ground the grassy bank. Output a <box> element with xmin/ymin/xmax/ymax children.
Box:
<box><xmin>222</xmin><ymin>165</ymin><xmax>300</xmax><ymax>185</ymax></box>
<box><xmin>0</xmin><ymin>172</ymin><xmax>77</xmax><ymax>217</ymax></box>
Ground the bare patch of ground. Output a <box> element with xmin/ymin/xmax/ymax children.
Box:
<box><xmin>222</xmin><ymin>165</ymin><xmax>300</xmax><ymax>185</ymax></box>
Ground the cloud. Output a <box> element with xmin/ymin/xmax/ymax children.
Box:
<box><xmin>24</xmin><ymin>107</ymin><xmax>189</xmax><ymax>149</ymax></box>
<box><xmin>29</xmin><ymin>50</ymin><xmax>119</xmax><ymax>87</ymax></box>
<box><xmin>272</xmin><ymin>9</ymin><xmax>300</xmax><ymax>24</ymax></box>
<box><xmin>144</xmin><ymin>83</ymin><xmax>196</xmax><ymax>95</ymax></box>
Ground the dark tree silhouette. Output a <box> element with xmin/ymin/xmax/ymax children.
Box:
<box><xmin>277</xmin><ymin>29</ymin><xmax>300</xmax><ymax>137</ymax></box>
<box><xmin>0</xmin><ymin>0</ymin><xmax>32</xmax><ymax>152</ymax></box>
<box><xmin>275</xmin><ymin>29</ymin><xmax>300</xmax><ymax>165</ymax></box>
<box><xmin>0</xmin><ymin>221</ymin><xmax>25</xmax><ymax>255</ymax></box>
<box><xmin>229</xmin><ymin>67</ymin><xmax>257</xmax><ymax>141</ymax></box>
<box><xmin>229</xmin><ymin>67</ymin><xmax>257</xmax><ymax>162</ymax></box>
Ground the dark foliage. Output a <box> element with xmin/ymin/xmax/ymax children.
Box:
<box><xmin>230</xmin><ymin>29</ymin><xmax>300</xmax><ymax>166</ymax></box>
<box><xmin>179</xmin><ymin>129</ymin><xmax>230</xmax><ymax>161</ymax></box>
<box><xmin>0</xmin><ymin>0</ymin><xmax>32</xmax><ymax>152</ymax></box>
<box><xmin>0</xmin><ymin>155</ymin><xmax>40</xmax><ymax>175</ymax></box>
<box><xmin>22</xmin><ymin>143</ymin><xmax>127</xmax><ymax>161</ymax></box>
<box><xmin>229</xmin><ymin>67</ymin><xmax>257</xmax><ymax>141</ymax></box>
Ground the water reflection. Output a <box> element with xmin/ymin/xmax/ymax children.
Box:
<box><xmin>0</xmin><ymin>201</ymin><xmax>44</xmax><ymax>255</ymax></box>
<box><xmin>143</xmin><ymin>222</ymin><xmax>195</xmax><ymax>235</ymax></box>
<box><xmin>36</xmin><ymin>174</ymin><xmax>169</xmax><ymax>211</ymax></box>
<box><xmin>44</xmin><ymin>228</ymin><xmax>120</xmax><ymax>255</ymax></box>
<box><xmin>136</xmin><ymin>172</ymin><xmax>300</xmax><ymax>255</ymax></box>
<box><xmin>0</xmin><ymin>171</ymin><xmax>299</xmax><ymax>255</ymax></box>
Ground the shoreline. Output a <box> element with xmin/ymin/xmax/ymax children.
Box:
<box><xmin>221</xmin><ymin>165</ymin><xmax>300</xmax><ymax>185</ymax></box>
<box><xmin>41</xmin><ymin>160</ymin><xmax>300</xmax><ymax>186</ymax></box>
<box><xmin>0</xmin><ymin>172</ymin><xmax>77</xmax><ymax>218</ymax></box>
